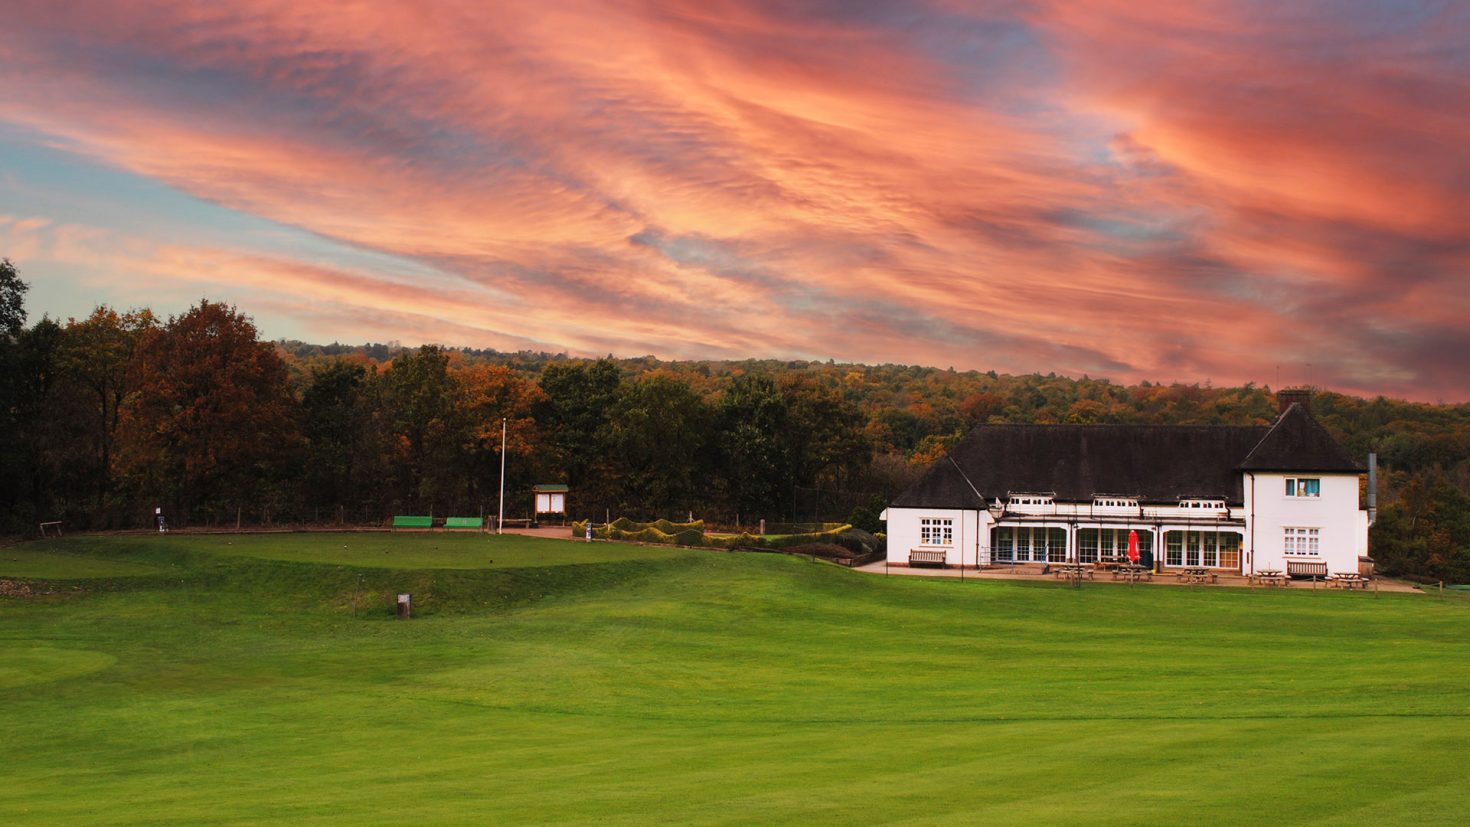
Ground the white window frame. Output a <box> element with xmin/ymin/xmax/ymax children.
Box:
<box><xmin>1179</xmin><ymin>499</ymin><xmax>1225</xmax><ymax>510</ymax></box>
<box><xmin>1285</xmin><ymin>478</ymin><xmax>1321</xmax><ymax>498</ymax></box>
<box><xmin>1284</xmin><ymin>527</ymin><xmax>1320</xmax><ymax>556</ymax></box>
<box><xmin>920</xmin><ymin>517</ymin><xmax>954</xmax><ymax>547</ymax></box>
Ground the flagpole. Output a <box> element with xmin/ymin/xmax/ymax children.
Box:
<box><xmin>497</xmin><ymin>417</ymin><xmax>507</xmax><ymax>535</ymax></box>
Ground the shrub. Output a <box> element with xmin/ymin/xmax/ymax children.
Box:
<box><xmin>832</xmin><ymin>528</ymin><xmax>880</xmax><ymax>556</ymax></box>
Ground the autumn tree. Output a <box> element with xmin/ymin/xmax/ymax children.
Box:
<box><xmin>455</xmin><ymin>363</ymin><xmax>544</xmax><ymax>509</ymax></box>
<box><xmin>116</xmin><ymin>301</ymin><xmax>300</xmax><ymax>524</ymax></box>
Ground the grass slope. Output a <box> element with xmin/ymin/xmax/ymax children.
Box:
<box><xmin>2</xmin><ymin>535</ymin><xmax>1468</xmax><ymax>825</ymax></box>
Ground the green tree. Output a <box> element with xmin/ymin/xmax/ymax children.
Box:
<box><xmin>0</xmin><ymin>318</ymin><xmax>62</xmax><ymax>528</ymax></box>
<box><xmin>0</xmin><ymin>257</ymin><xmax>26</xmax><ymax>339</ymax></box>
<box><xmin>381</xmin><ymin>346</ymin><xmax>459</xmax><ymax>509</ymax></box>
<box><xmin>717</xmin><ymin>374</ymin><xmax>789</xmax><ymax>519</ymax></box>
<box><xmin>300</xmin><ymin>359</ymin><xmax>369</xmax><ymax>514</ymax></box>
<box><xmin>608</xmin><ymin>374</ymin><xmax>711</xmax><ymax>518</ymax></box>
<box><xmin>53</xmin><ymin>307</ymin><xmax>157</xmax><ymax>519</ymax></box>
<box><xmin>537</xmin><ymin>358</ymin><xmax>621</xmax><ymax>505</ymax></box>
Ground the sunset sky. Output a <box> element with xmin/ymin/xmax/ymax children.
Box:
<box><xmin>2</xmin><ymin>1</ymin><xmax>1467</xmax><ymax>400</ymax></box>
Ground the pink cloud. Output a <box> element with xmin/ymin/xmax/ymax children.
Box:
<box><xmin>2</xmin><ymin>0</ymin><xmax>1467</xmax><ymax>399</ymax></box>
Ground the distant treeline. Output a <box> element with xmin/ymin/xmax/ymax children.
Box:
<box><xmin>2</xmin><ymin>258</ymin><xmax>1468</xmax><ymax>580</ymax></box>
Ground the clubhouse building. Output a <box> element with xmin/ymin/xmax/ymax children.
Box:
<box><xmin>882</xmin><ymin>391</ymin><xmax>1371</xmax><ymax>576</ymax></box>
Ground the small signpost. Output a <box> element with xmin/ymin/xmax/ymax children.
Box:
<box><xmin>397</xmin><ymin>593</ymin><xmax>411</xmax><ymax>619</ymax></box>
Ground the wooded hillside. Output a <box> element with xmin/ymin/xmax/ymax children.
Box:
<box><xmin>3</xmin><ymin>261</ymin><xmax>1467</xmax><ymax>579</ymax></box>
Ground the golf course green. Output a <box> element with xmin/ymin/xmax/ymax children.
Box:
<box><xmin>2</xmin><ymin>533</ymin><xmax>1467</xmax><ymax>825</ymax></box>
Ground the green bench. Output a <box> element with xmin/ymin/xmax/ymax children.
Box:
<box><xmin>444</xmin><ymin>517</ymin><xmax>483</xmax><ymax>531</ymax></box>
<box><xmin>391</xmin><ymin>516</ymin><xmax>433</xmax><ymax>530</ymax></box>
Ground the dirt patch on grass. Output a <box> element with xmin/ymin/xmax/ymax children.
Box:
<box><xmin>0</xmin><ymin>578</ymin><xmax>86</xmax><ymax>600</ymax></box>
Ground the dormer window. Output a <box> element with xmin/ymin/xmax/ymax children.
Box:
<box><xmin>1093</xmin><ymin>497</ymin><xmax>1138</xmax><ymax>509</ymax></box>
<box><xmin>1008</xmin><ymin>493</ymin><xmax>1054</xmax><ymax>507</ymax></box>
<box><xmin>1285</xmin><ymin>478</ymin><xmax>1320</xmax><ymax>498</ymax></box>
<box><xmin>1179</xmin><ymin>499</ymin><xmax>1226</xmax><ymax>510</ymax></box>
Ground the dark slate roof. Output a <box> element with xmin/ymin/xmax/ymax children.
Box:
<box><xmin>891</xmin><ymin>423</ymin><xmax>1267</xmax><ymax>507</ymax></box>
<box><xmin>1238</xmin><ymin>404</ymin><xmax>1363</xmax><ymax>473</ymax></box>
<box><xmin>892</xmin><ymin>406</ymin><xmax>1364</xmax><ymax>510</ymax></box>
<box><xmin>890</xmin><ymin>456</ymin><xmax>987</xmax><ymax>510</ymax></box>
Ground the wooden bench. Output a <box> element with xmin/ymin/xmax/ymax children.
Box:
<box><xmin>391</xmin><ymin>515</ymin><xmax>433</xmax><ymax>530</ymax></box>
<box><xmin>909</xmin><ymin>549</ymin><xmax>949</xmax><ymax>568</ymax></box>
<box><xmin>1286</xmin><ymin>559</ymin><xmax>1329</xmax><ymax>578</ymax></box>
<box><xmin>443</xmin><ymin>517</ymin><xmax>483</xmax><ymax>531</ymax></box>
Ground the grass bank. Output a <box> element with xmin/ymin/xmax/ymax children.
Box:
<box><xmin>1</xmin><ymin>534</ymin><xmax>1467</xmax><ymax>824</ymax></box>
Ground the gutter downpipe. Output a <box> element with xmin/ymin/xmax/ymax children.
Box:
<box><xmin>1367</xmin><ymin>453</ymin><xmax>1378</xmax><ymax>528</ymax></box>
<box><xmin>1247</xmin><ymin>472</ymin><xmax>1255</xmax><ymax>576</ymax></box>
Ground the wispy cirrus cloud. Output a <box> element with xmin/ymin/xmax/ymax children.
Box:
<box><xmin>0</xmin><ymin>0</ymin><xmax>1466</xmax><ymax>399</ymax></box>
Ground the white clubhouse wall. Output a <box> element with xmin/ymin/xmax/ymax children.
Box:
<box><xmin>887</xmin><ymin>478</ymin><xmax>1367</xmax><ymax>573</ymax></box>
<box><xmin>883</xmin><ymin>507</ymin><xmax>986</xmax><ymax>567</ymax></box>
<box><xmin>1244</xmin><ymin>473</ymin><xmax>1364</xmax><ymax>574</ymax></box>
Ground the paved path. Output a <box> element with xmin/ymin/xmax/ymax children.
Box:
<box><xmin>851</xmin><ymin>560</ymin><xmax>1421</xmax><ymax>592</ymax></box>
<box><xmin>502</xmin><ymin>526</ymin><xmax>579</xmax><ymax>540</ymax></box>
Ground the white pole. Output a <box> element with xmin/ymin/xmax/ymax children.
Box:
<box><xmin>497</xmin><ymin>417</ymin><xmax>507</xmax><ymax>535</ymax></box>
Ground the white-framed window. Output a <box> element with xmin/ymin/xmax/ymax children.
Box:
<box><xmin>920</xmin><ymin>518</ymin><xmax>953</xmax><ymax>546</ymax></box>
<box><xmin>992</xmin><ymin>526</ymin><xmax>1066</xmax><ymax>562</ymax></box>
<box><xmin>1093</xmin><ymin>497</ymin><xmax>1139</xmax><ymax>509</ymax></box>
<box><xmin>1078</xmin><ymin>528</ymin><xmax>1152</xmax><ymax>564</ymax></box>
<box><xmin>1285</xmin><ymin>478</ymin><xmax>1321</xmax><ymax>498</ymax></box>
<box><xmin>1163</xmin><ymin>531</ymin><xmax>1241</xmax><ymax>569</ymax></box>
<box><xmin>1008</xmin><ymin>494</ymin><xmax>1054</xmax><ymax>507</ymax></box>
<box><xmin>1284</xmin><ymin>527</ymin><xmax>1320</xmax><ymax>556</ymax></box>
<box><xmin>1179</xmin><ymin>499</ymin><xmax>1225</xmax><ymax>510</ymax></box>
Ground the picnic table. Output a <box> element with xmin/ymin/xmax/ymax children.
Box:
<box><xmin>1051</xmin><ymin>563</ymin><xmax>1094</xmax><ymax>580</ymax></box>
<box><xmin>1250</xmin><ymin>569</ymin><xmax>1289</xmax><ymax>587</ymax></box>
<box><xmin>1327</xmin><ymin>573</ymin><xmax>1368</xmax><ymax>590</ymax></box>
<box><xmin>1112</xmin><ymin>564</ymin><xmax>1153</xmax><ymax>582</ymax></box>
<box><xmin>1178</xmin><ymin>567</ymin><xmax>1218</xmax><ymax>584</ymax></box>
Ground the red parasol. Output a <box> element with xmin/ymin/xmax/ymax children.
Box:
<box><xmin>1127</xmin><ymin>530</ymin><xmax>1141</xmax><ymax>564</ymax></box>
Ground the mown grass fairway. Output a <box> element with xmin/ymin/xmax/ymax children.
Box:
<box><xmin>3</xmin><ymin>534</ymin><xmax>1469</xmax><ymax>825</ymax></box>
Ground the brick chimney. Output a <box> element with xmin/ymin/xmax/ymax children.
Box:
<box><xmin>1276</xmin><ymin>388</ymin><xmax>1312</xmax><ymax>414</ymax></box>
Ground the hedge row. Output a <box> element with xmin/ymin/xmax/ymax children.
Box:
<box><xmin>762</xmin><ymin>522</ymin><xmax>848</xmax><ymax>536</ymax></box>
<box><xmin>569</xmin><ymin>517</ymin><xmax>857</xmax><ymax>551</ymax></box>
<box><xmin>703</xmin><ymin>524</ymin><xmax>852</xmax><ymax>550</ymax></box>
<box><xmin>567</xmin><ymin>517</ymin><xmax>876</xmax><ymax>555</ymax></box>
<box><xmin>571</xmin><ymin>518</ymin><xmax>704</xmax><ymax>547</ymax></box>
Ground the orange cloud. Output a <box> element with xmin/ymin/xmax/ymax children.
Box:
<box><xmin>2</xmin><ymin>0</ymin><xmax>1467</xmax><ymax>399</ymax></box>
